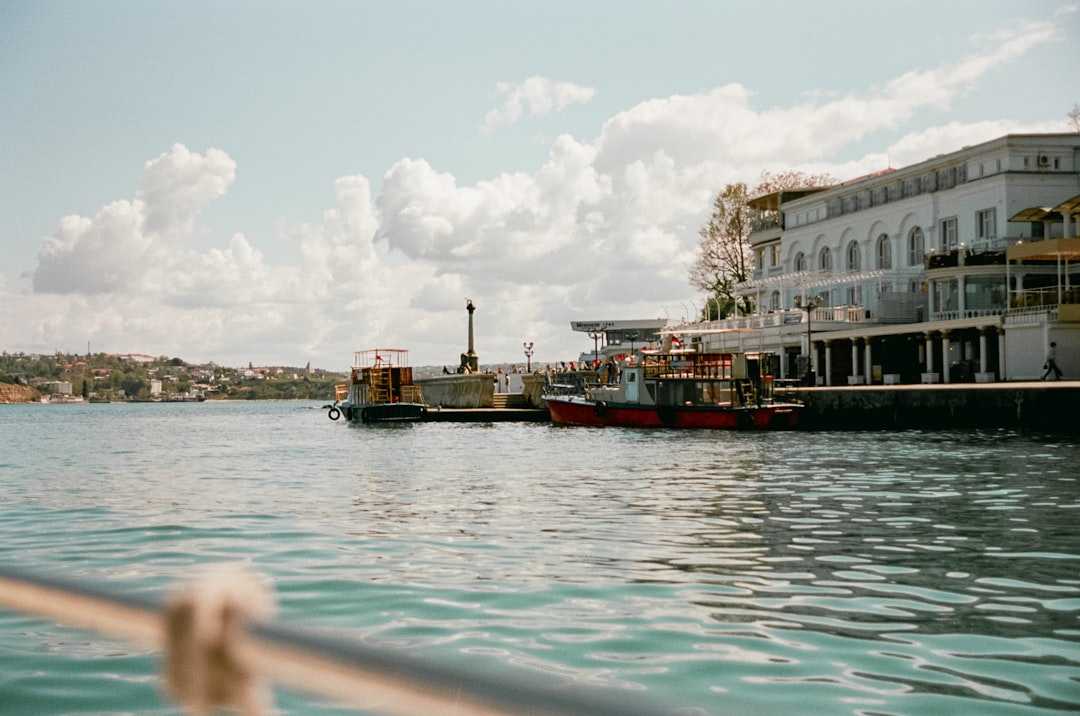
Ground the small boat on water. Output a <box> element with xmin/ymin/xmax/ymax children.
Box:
<box><xmin>543</xmin><ymin>343</ymin><xmax>801</xmax><ymax>430</ymax></box>
<box><xmin>330</xmin><ymin>349</ymin><xmax>427</xmax><ymax>423</ymax></box>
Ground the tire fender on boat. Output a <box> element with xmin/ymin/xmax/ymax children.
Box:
<box><xmin>593</xmin><ymin>401</ymin><xmax>607</xmax><ymax>417</ymax></box>
<box><xmin>327</xmin><ymin>407</ymin><xmax>341</xmax><ymax>421</ymax></box>
<box><xmin>360</xmin><ymin>407</ymin><xmax>370</xmax><ymax>423</ymax></box>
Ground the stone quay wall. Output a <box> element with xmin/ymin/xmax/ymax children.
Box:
<box><xmin>781</xmin><ymin>384</ymin><xmax>1078</xmax><ymax>432</ymax></box>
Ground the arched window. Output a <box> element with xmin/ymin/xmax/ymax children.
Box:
<box><xmin>907</xmin><ymin>227</ymin><xmax>925</xmax><ymax>266</ymax></box>
<box><xmin>876</xmin><ymin>233</ymin><xmax>892</xmax><ymax>269</ymax></box>
<box><xmin>819</xmin><ymin>247</ymin><xmax>833</xmax><ymax>272</ymax></box>
<box><xmin>846</xmin><ymin>241</ymin><xmax>861</xmax><ymax>271</ymax></box>
<box><xmin>770</xmin><ymin>290</ymin><xmax>780</xmax><ymax>310</ymax></box>
<box><xmin>794</xmin><ymin>251</ymin><xmax>806</xmax><ymax>272</ymax></box>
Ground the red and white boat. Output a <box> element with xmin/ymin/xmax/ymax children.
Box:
<box><xmin>543</xmin><ymin>346</ymin><xmax>801</xmax><ymax>430</ymax></box>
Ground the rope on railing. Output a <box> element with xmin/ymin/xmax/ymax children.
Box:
<box><xmin>0</xmin><ymin>566</ymin><xmax>682</xmax><ymax>716</ymax></box>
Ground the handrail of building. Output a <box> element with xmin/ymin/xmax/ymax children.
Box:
<box><xmin>1010</xmin><ymin>286</ymin><xmax>1080</xmax><ymax>308</ymax></box>
<box><xmin>0</xmin><ymin>566</ymin><xmax>665</xmax><ymax>716</ymax></box>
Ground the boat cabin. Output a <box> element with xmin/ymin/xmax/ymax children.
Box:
<box><xmin>586</xmin><ymin>349</ymin><xmax>779</xmax><ymax>409</ymax></box>
<box><xmin>349</xmin><ymin>349</ymin><xmax>424</xmax><ymax>407</ymax></box>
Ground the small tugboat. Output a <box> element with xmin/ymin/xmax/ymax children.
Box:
<box><xmin>330</xmin><ymin>349</ymin><xmax>427</xmax><ymax>423</ymax></box>
<box><xmin>543</xmin><ymin>340</ymin><xmax>801</xmax><ymax>430</ymax></box>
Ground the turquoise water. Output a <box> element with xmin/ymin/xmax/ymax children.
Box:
<box><xmin>1</xmin><ymin>401</ymin><xmax>1079</xmax><ymax>714</ymax></box>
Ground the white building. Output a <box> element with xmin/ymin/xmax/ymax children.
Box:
<box><xmin>692</xmin><ymin>133</ymin><xmax>1080</xmax><ymax>384</ymax></box>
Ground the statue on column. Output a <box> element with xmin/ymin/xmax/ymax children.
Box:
<box><xmin>458</xmin><ymin>298</ymin><xmax>480</xmax><ymax>373</ymax></box>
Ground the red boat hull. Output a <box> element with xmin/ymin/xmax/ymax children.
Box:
<box><xmin>545</xmin><ymin>396</ymin><xmax>800</xmax><ymax>430</ymax></box>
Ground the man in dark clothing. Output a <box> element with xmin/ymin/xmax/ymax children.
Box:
<box><xmin>1042</xmin><ymin>342</ymin><xmax>1063</xmax><ymax>380</ymax></box>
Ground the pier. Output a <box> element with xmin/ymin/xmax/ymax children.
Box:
<box><xmin>780</xmin><ymin>381</ymin><xmax>1079</xmax><ymax>431</ymax></box>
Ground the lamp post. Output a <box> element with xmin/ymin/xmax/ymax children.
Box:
<box><xmin>523</xmin><ymin>341</ymin><xmax>534</xmax><ymax>373</ymax></box>
<box><xmin>795</xmin><ymin>295</ymin><xmax>820</xmax><ymax>385</ymax></box>
<box><xmin>625</xmin><ymin>331</ymin><xmax>639</xmax><ymax>361</ymax></box>
<box><xmin>587</xmin><ymin>331</ymin><xmax>603</xmax><ymax>366</ymax></box>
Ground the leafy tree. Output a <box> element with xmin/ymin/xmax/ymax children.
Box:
<box><xmin>1068</xmin><ymin>102</ymin><xmax>1080</xmax><ymax>133</ymax></box>
<box><xmin>690</xmin><ymin>170</ymin><xmax>834</xmax><ymax>319</ymax></box>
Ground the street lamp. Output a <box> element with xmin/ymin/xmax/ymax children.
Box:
<box><xmin>794</xmin><ymin>295</ymin><xmax>820</xmax><ymax>385</ymax></box>
<box><xmin>523</xmin><ymin>341</ymin><xmax>534</xmax><ymax>372</ymax></box>
<box><xmin>587</xmin><ymin>331</ymin><xmax>603</xmax><ymax>366</ymax></box>
<box><xmin>625</xmin><ymin>331</ymin><xmax>639</xmax><ymax>361</ymax></box>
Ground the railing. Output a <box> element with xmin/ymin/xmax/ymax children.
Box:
<box><xmin>400</xmin><ymin>385</ymin><xmax>424</xmax><ymax>403</ymax></box>
<box><xmin>1004</xmin><ymin>304</ymin><xmax>1060</xmax><ymax>325</ymax></box>
<box><xmin>1010</xmin><ymin>286</ymin><xmax>1080</xmax><ymax>308</ymax></box>
<box><xmin>689</xmin><ymin>305</ymin><xmax>870</xmax><ymax>333</ymax></box>
<box><xmin>932</xmin><ymin>308</ymin><xmax>1004</xmax><ymax>321</ymax></box>
<box><xmin>0</xmin><ymin>566</ymin><xmax>662</xmax><ymax>716</ymax></box>
<box><xmin>750</xmin><ymin>213</ymin><xmax>781</xmax><ymax>233</ymax></box>
<box><xmin>926</xmin><ymin>247</ymin><xmax>1007</xmax><ymax>270</ymax></box>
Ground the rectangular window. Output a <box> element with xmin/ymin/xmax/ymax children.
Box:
<box><xmin>976</xmin><ymin>208</ymin><xmax>996</xmax><ymax>243</ymax></box>
<box><xmin>940</xmin><ymin>217</ymin><xmax>958</xmax><ymax>251</ymax></box>
<box><xmin>770</xmin><ymin>244</ymin><xmax>781</xmax><ymax>267</ymax></box>
<box><xmin>755</xmin><ymin>248</ymin><xmax>764</xmax><ymax>270</ymax></box>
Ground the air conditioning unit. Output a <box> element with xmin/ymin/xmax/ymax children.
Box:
<box><xmin>1038</xmin><ymin>155</ymin><xmax>1050</xmax><ymax>166</ymax></box>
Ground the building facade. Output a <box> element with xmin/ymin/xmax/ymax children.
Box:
<box><xmin>695</xmin><ymin>133</ymin><xmax>1080</xmax><ymax>384</ymax></box>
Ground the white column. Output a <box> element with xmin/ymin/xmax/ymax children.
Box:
<box><xmin>851</xmin><ymin>340</ymin><xmax>860</xmax><ymax>380</ymax></box>
<box><xmin>824</xmin><ymin>340</ymin><xmax>833</xmax><ymax>386</ymax></box>
<box><xmin>925</xmin><ymin>333</ymin><xmax>935</xmax><ymax>374</ymax></box>
<box><xmin>865</xmin><ymin>339</ymin><xmax>873</xmax><ymax>382</ymax></box>
<box><xmin>979</xmin><ymin>330</ymin><xmax>988</xmax><ymax>374</ymax></box>
<box><xmin>998</xmin><ymin>329</ymin><xmax>1006</xmax><ymax>380</ymax></box>
<box><xmin>942</xmin><ymin>332</ymin><xmax>952</xmax><ymax>383</ymax></box>
<box><xmin>958</xmin><ymin>275</ymin><xmax>966</xmax><ymax>317</ymax></box>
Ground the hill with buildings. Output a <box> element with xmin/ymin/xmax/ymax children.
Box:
<box><xmin>0</xmin><ymin>352</ymin><xmax>346</xmax><ymax>403</ymax></box>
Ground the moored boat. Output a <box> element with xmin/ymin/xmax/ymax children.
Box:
<box><xmin>330</xmin><ymin>349</ymin><xmax>427</xmax><ymax>423</ymax></box>
<box><xmin>543</xmin><ymin>342</ymin><xmax>801</xmax><ymax>430</ymax></box>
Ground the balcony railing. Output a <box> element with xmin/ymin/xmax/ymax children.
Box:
<box><xmin>932</xmin><ymin>308</ymin><xmax>1004</xmax><ymax>321</ymax></box>
<box><xmin>692</xmin><ymin>305</ymin><xmax>869</xmax><ymax>332</ymax></box>
<box><xmin>1009</xmin><ymin>286</ymin><xmax>1080</xmax><ymax>309</ymax></box>
<box><xmin>926</xmin><ymin>246</ymin><xmax>1006</xmax><ymax>270</ymax></box>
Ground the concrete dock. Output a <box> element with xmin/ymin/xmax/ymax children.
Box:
<box><xmin>779</xmin><ymin>381</ymin><xmax>1079</xmax><ymax>432</ymax></box>
<box><xmin>412</xmin><ymin>381</ymin><xmax>1078</xmax><ymax>431</ymax></box>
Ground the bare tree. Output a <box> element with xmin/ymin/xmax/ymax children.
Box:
<box><xmin>689</xmin><ymin>182</ymin><xmax>751</xmax><ymax>319</ymax></box>
<box><xmin>690</xmin><ymin>171</ymin><xmax>835</xmax><ymax>319</ymax></box>
<box><xmin>1068</xmin><ymin>102</ymin><xmax>1080</xmax><ymax>133</ymax></box>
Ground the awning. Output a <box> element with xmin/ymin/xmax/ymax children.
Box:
<box><xmin>1006</xmin><ymin>237</ymin><xmax>1080</xmax><ymax>261</ymax></box>
<box><xmin>1009</xmin><ymin>206</ymin><xmax>1061</xmax><ymax>223</ymax></box>
<box><xmin>1053</xmin><ymin>194</ymin><xmax>1080</xmax><ymax>216</ymax></box>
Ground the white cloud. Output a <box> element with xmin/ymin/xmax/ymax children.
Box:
<box><xmin>137</xmin><ymin>144</ymin><xmax>236</xmax><ymax>239</ymax></box>
<box><xmin>484</xmin><ymin>76</ymin><xmax>596</xmax><ymax>131</ymax></box>
<box><xmin>4</xmin><ymin>14</ymin><xmax>1065</xmax><ymax>367</ymax></box>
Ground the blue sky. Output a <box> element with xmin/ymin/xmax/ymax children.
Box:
<box><xmin>2</xmin><ymin>1</ymin><xmax>1078</xmax><ymax>368</ymax></box>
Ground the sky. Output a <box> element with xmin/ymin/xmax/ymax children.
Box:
<box><xmin>1</xmin><ymin>1</ymin><xmax>1078</xmax><ymax>370</ymax></box>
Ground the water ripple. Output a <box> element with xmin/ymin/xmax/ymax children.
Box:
<box><xmin>1</xmin><ymin>405</ymin><xmax>1078</xmax><ymax>714</ymax></box>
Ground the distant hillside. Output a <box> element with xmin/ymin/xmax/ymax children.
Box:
<box><xmin>0</xmin><ymin>382</ymin><xmax>40</xmax><ymax>403</ymax></box>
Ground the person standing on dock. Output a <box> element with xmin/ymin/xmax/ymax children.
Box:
<box><xmin>1042</xmin><ymin>342</ymin><xmax>1062</xmax><ymax>380</ymax></box>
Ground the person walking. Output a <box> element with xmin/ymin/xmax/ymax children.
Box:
<box><xmin>1042</xmin><ymin>341</ymin><xmax>1062</xmax><ymax>380</ymax></box>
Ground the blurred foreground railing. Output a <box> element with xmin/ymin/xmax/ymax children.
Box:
<box><xmin>0</xmin><ymin>566</ymin><xmax>674</xmax><ymax>716</ymax></box>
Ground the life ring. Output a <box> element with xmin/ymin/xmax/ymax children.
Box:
<box><xmin>593</xmin><ymin>401</ymin><xmax>607</xmax><ymax>417</ymax></box>
<box><xmin>327</xmin><ymin>407</ymin><xmax>341</xmax><ymax>421</ymax></box>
